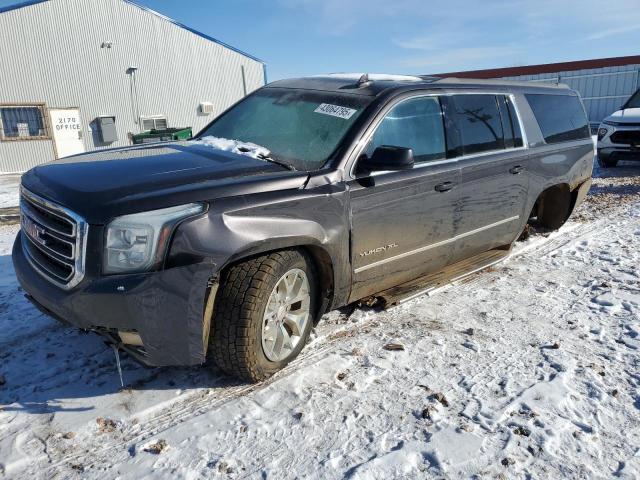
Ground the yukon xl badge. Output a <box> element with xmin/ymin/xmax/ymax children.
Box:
<box><xmin>359</xmin><ymin>243</ymin><xmax>399</xmax><ymax>257</ymax></box>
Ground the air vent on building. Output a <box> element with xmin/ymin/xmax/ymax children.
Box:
<box><xmin>140</xmin><ymin>116</ymin><xmax>168</xmax><ymax>131</ymax></box>
<box><xmin>199</xmin><ymin>102</ymin><xmax>214</xmax><ymax>115</ymax></box>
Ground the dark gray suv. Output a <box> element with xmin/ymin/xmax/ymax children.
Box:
<box><xmin>13</xmin><ymin>74</ymin><xmax>594</xmax><ymax>382</ymax></box>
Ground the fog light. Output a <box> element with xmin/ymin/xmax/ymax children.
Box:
<box><xmin>119</xmin><ymin>330</ymin><xmax>143</xmax><ymax>346</ymax></box>
<box><xmin>597</xmin><ymin>128</ymin><xmax>609</xmax><ymax>141</ymax></box>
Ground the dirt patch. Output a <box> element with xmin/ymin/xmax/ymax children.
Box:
<box><xmin>143</xmin><ymin>439</ymin><xmax>168</xmax><ymax>455</ymax></box>
<box><xmin>573</xmin><ymin>166</ymin><xmax>640</xmax><ymax>220</ymax></box>
<box><xmin>96</xmin><ymin>417</ymin><xmax>117</xmax><ymax>434</ymax></box>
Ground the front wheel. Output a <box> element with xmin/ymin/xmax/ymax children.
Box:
<box><xmin>209</xmin><ymin>249</ymin><xmax>316</xmax><ymax>382</ymax></box>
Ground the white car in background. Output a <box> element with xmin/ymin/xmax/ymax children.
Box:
<box><xmin>597</xmin><ymin>88</ymin><xmax>640</xmax><ymax>167</ymax></box>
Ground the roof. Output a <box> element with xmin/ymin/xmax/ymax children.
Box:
<box><xmin>0</xmin><ymin>0</ymin><xmax>264</xmax><ymax>64</ymax></box>
<box><xmin>433</xmin><ymin>55</ymin><xmax>640</xmax><ymax>79</ymax></box>
<box><xmin>268</xmin><ymin>75</ymin><xmax>572</xmax><ymax>96</ymax></box>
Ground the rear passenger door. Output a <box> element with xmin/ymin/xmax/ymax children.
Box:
<box><xmin>442</xmin><ymin>94</ymin><xmax>529</xmax><ymax>263</ymax></box>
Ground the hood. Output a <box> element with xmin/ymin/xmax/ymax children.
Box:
<box><xmin>603</xmin><ymin>107</ymin><xmax>640</xmax><ymax>124</ymax></box>
<box><xmin>21</xmin><ymin>142</ymin><xmax>309</xmax><ymax>223</ymax></box>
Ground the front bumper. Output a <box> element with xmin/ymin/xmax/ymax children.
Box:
<box><xmin>597</xmin><ymin>125</ymin><xmax>640</xmax><ymax>161</ymax></box>
<box><xmin>597</xmin><ymin>146</ymin><xmax>640</xmax><ymax>162</ymax></box>
<box><xmin>13</xmin><ymin>231</ymin><xmax>216</xmax><ymax>367</ymax></box>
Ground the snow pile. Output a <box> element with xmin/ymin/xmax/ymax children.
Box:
<box><xmin>192</xmin><ymin>136</ymin><xmax>270</xmax><ymax>159</ymax></box>
<box><xmin>0</xmin><ymin>167</ymin><xmax>639</xmax><ymax>478</ymax></box>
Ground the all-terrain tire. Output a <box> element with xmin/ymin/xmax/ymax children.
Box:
<box><xmin>209</xmin><ymin>249</ymin><xmax>317</xmax><ymax>382</ymax></box>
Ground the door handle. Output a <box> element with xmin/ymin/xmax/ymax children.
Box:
<box><xmin>434</xmin><ymin>181</ymin><xmax>454</xmax><ymax>192</ymax></box>
<box><xmin>509</xmin><ymin>165</ymin><xmax>524</xmax><ymax>175</ymax></box>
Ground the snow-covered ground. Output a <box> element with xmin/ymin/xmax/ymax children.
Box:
<box><xmin>0</xmin><ymin>175</ymin><xmax>20</xmax><ymax>209</ymax></box>
<box><xmin>1</xmin><ymin>164</ymin><xmax>639</xmax><ymax>479</ymax></box>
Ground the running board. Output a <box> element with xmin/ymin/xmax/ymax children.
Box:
<box><xmin>373</xmin><ymin>248</ymin><xmax>511</xmax><ymax>308</ymax></box>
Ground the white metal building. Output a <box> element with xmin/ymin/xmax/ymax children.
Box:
<box><xmin>0</xmin><ymin>0</ymin><xmax>266</xmax><ymax>173</ymax></box>
<box><xmin>436</xmin><ymin>56</ymin><xmax>640</xmax><ymax>130</ymax></box>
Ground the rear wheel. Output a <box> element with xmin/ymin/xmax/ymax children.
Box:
<box><xmin>210</xmin><ymin>249</ymin><xmax>316</xmax><ymax>382</ymax></box>
<box><xmin>537</xmin><ymin>185</ymin><xmax>572</xmax><ymax>230</ymax></box>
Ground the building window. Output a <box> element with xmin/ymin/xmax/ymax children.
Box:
<box><xmin>0</xmin><ymin>105</ymin><xmax>49</xmax><ymax>140</ymax></box>
<box><xmin>140</xmin><ymin>116</ymin><xmax>168</xmax><ymax>131</ymax></box>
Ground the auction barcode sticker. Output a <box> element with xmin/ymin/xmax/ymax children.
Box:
<box><xmin>314</xmin><ymin>103</ymin><xmax>357</xmax><ymax>120</ymax></box>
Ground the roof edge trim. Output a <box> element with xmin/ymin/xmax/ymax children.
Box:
<box><xmin>0</xmin><ymin>0</ymin><xmax>48</xmax><ymax>14</ymax></box>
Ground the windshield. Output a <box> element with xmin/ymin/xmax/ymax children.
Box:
<box><xmin>197</xmin><ymin>88</ymin><xmax>371</xmax><ymax>171</ymax></box>
<box><xmin>625</xmin><ymin>89</ymin><xmax>640</xmax><ymax>109</ymax></box>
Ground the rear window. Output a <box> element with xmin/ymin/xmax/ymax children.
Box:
<box><xmin>525</xmin><ymin>94</ymin><xmax>590</xmax><ymax>144</ymax></box>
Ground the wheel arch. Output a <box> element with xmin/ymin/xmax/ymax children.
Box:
<box><xmin>217</xmin><ymin>241</ymin><xmax>337</xmax><ymax>323</ymax></box>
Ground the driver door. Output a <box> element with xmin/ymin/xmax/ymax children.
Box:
<box><xmin>347</xmin><ymin>95</ymin><xmax>461</xmax><ymax>302</ymax></box>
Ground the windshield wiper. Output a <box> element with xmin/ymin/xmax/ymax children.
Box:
<box><xmin>256</xmin><ymin>152</ymin><xmax>296</xmax><ymax>171</ymax></box>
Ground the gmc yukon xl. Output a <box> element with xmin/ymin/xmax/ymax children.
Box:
<box><xmin>13</xmin><ymin>74</ymin><xmax>594</xmax><ymax>382</ymax></box>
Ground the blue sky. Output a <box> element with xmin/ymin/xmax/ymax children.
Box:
<box><xmin>2</xmin><ymin>0</ymin><xmax>640</xmax><ymax>80</ymax></box>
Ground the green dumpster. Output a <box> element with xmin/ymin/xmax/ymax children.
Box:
<box><xmin>132</xmin><ymin>127</ymin><xmax>193</xmax><ymax>145</ymax></box>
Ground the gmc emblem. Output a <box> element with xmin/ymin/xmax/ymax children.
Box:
<box><xmin>21</xmin><ymin>216</ymin><xmax>47</xmax><ymax>246</ymax></box>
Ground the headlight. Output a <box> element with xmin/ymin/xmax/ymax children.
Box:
<box><xmin>597</xmin><ymin>127</ymin><xmax>609</xmax><ymax>141</ymax></box>
<box><xmin>104</xmin><ymin>203</ymin><xmax>205</xmax><ymax>274</ymax></box>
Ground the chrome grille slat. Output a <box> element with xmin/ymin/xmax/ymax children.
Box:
<box><xmin>23</xmin><ymin>229</ymin><xmax>75</xmax><ymax>264</ymax></box>
<box><xmin>20</xmin><ymin>187</ymin><xmax>88</xmax><ymax>290</ymax></box>
<box><xmin>21</xmin><ymin>192</ymin><xmax>76</xmax><ymax>236</ymax></box>
<box><xmin>22</xmin><ymin>235</ymin><xmax>73</xmax><ymax>282</ymax></box>
<box><xmin>20</xmin><ymin>199</ymin><xmax>76</xmax><ymax>238</ymax></box>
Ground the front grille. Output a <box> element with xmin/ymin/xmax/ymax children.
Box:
<box><xmin>610</xmin><ymin>130</ymin><xmax>640</xmax><ymax>145</ymax></box>
<box><xmin>20</xmin><ymin>188</ymin><xmax>88</xmax><ymax>289</ymax></box>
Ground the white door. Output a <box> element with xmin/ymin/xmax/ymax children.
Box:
<box><xmin>49</xmin><ymin>108</ymin><xmax>85</xmax><ymax>158</ymax></box>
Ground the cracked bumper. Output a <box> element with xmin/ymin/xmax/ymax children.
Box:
<box><xmin>13</xmin><ymin>232</ymin><xmax>215</xmax><ymax>366</ymax></box>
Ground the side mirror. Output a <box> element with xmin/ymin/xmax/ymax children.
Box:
<box><xmin>359</xmin><ymin>145</ymin><xmax>414</xmax><ymax>174</ymax></box>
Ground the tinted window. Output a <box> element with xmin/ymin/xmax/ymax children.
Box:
<box><xmin>525</xmin><ymin>94</ymin><xmax>590</xmax><ymax>144</ymax></box>
<box><xmin>498</xmin><ymin>95</ymin><xmax>524</xmax><ymax>149</ymax></box>
<box><xmin>506</xmin><ymin>97</ymin><xmax>524</xmax><ymax>148</ymax></box>
<box><xmin>199</xmin><ymin>89</ymin><xmax>371</xmax><ymax>171</ymax></box>
<box><xmin>447</xmin><ymin>95</ymin><xmax>505</xmax><ymax>155</ymax></box>
<box><xmin>365</xmin><ymin>96</ymin><xmax>445</xmax><ymax>164</ymax></box>
<box><xmin>624</xmin><ymin>89</ymin><xmax>640</xmax><ymax>109</ymax></box>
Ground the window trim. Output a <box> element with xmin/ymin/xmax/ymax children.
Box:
<box><xmin>348</xmin><ymin>92</ymin><xmax>529</xmax><ymax>179</ymax></box>
<box><xmin>0</xmin><ymin>103</ymin><xmax>51</xmax><ymax>142</ymax></box>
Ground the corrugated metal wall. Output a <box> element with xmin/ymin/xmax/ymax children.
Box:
<box><xmin>501</xmin><ymin>64</ymin><xmax>640</xmax><ymax>126</ymax></box>
<box><xmin>0</xmin><ymin>0</ymin><xmax>265</xmax><ymax>173</ymax></box>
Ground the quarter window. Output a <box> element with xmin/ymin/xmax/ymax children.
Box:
<box><xmin>525</xmin><ymin>94</ymin><xmax>590</xmax><ymax>144</ymax></box>
<box><xmin>505</xmin><ymin>96</ymin><xmax>524</xmax><ymax>148</ymax></box>
<box><xmin>445</xmin><ymin>95</ymin><xmax>504</xmax><ymax>156</ymax></box>
<box><xmin>0</xmin><ymin>105</ymin><xmax>48</xmax><ymax>140</ymax></box>
<box><xmin>365</xmin><ymin>96</ymin><xmax>446</xmax><ymax>164</ymax></box>
<box><xmin>498</xmin><ymin>95</ymin><xmax>524</xmax><ymax>149</ymax></box>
